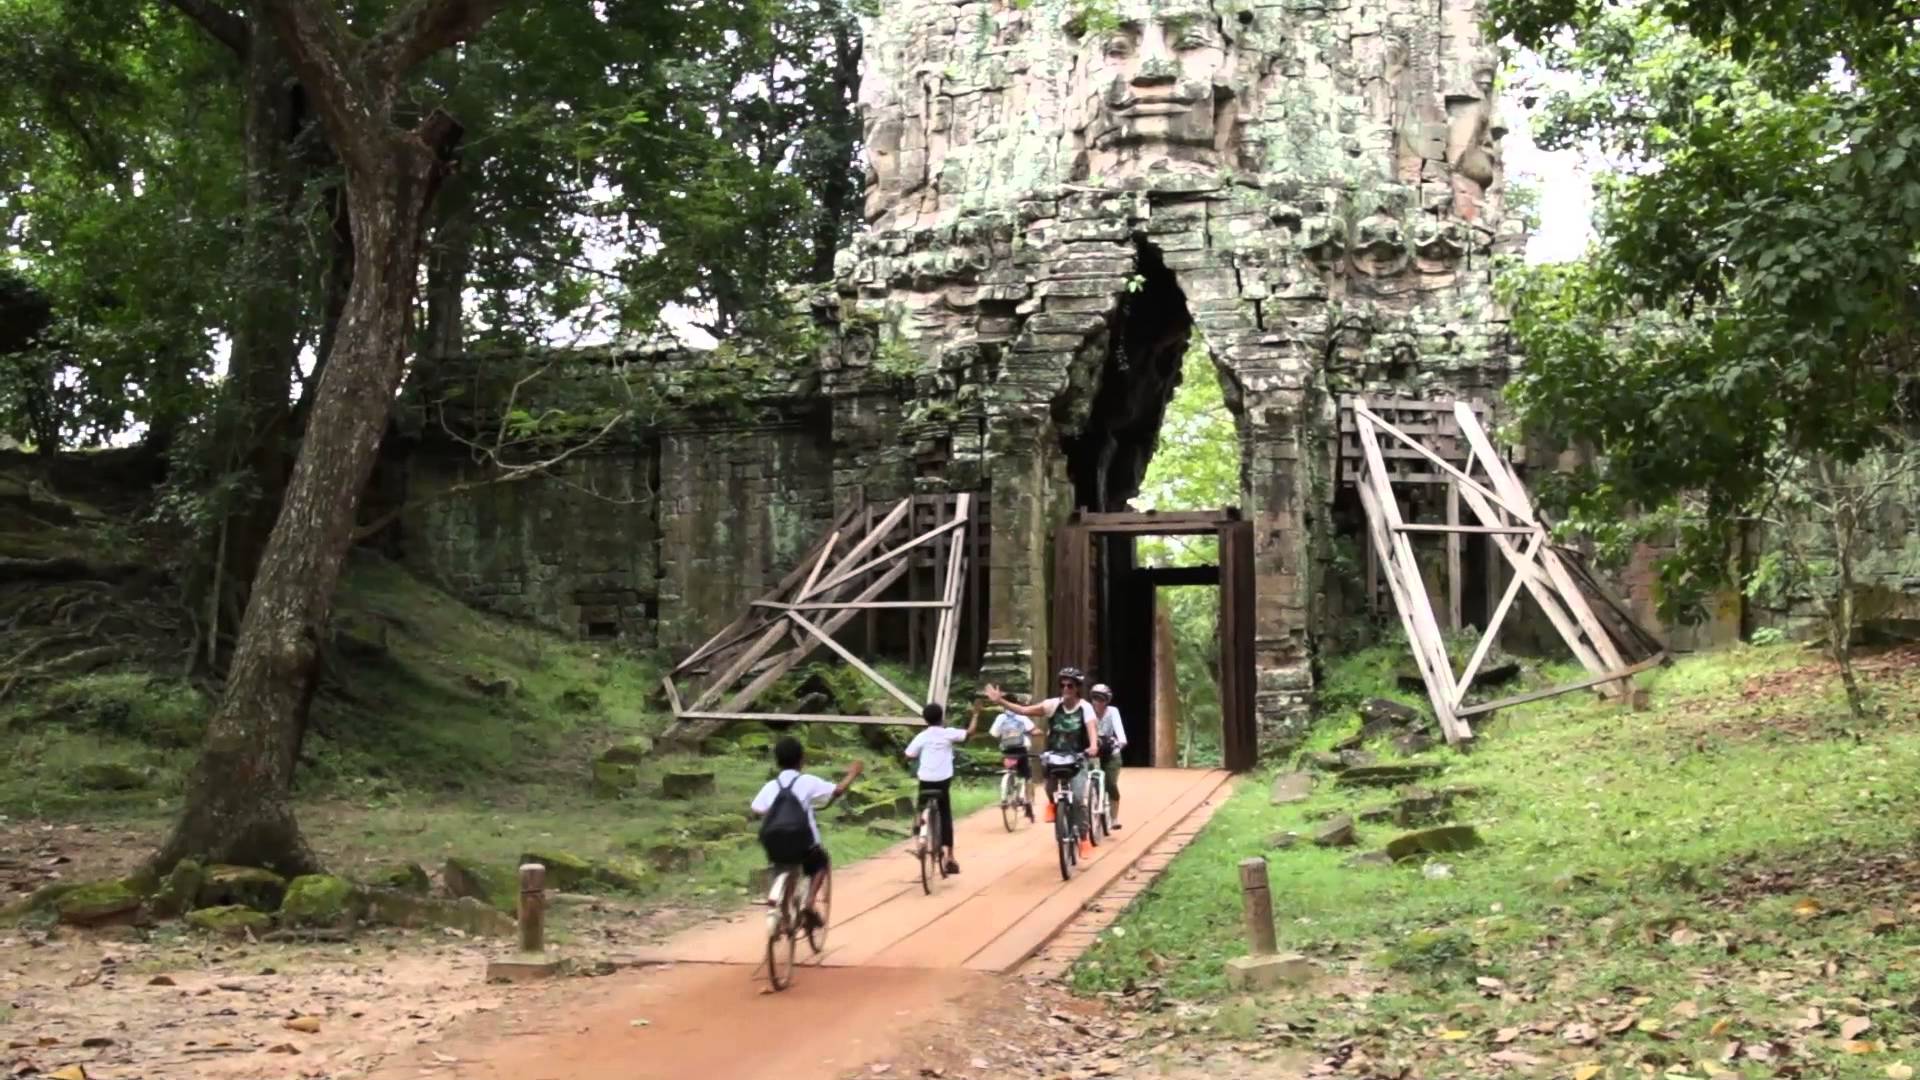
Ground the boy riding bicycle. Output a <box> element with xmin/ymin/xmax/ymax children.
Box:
<box><xmin>751</xmin><ymin>736</ymin><xmax>862</xmax><ymax>927</ymax></box>
<box><xmin>904</xmin><ymin>701</ymin><xmax>977</xmax><ymax>875</ymax></box>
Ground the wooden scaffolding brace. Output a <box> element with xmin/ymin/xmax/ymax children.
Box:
<box><xmin>1348</xmin><ymin>397</ymin><xmax>1665</xmax><ymax>746</ymax></box>
<box><xmin>661</xmin><ymin>493</ymin><xmax>973</xmax><ymax>739</ymax></box>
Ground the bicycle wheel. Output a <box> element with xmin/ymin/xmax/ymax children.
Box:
<box><xmin>806</xmin><ymin>866</ymin><xmax>832</xmax><ymax>955</ymax></box>
<box><xmin>766</xmin><ymin>878</ymin><xmax>797</xmax><ymax>992</ymax></box>
<box><xmin>1001</xmin><ymin>773</ymin><xmax>1019</xmax><ymax>832</ymax></box>
<box><xmin>929</xmin><ymin>804</ymin><xmax>948</xmax><ymax>879</ymax></box>
<box><xmin>916</xmin><ymin>810</ymin><xmax>933</xmax><ymax>895</ymax></box>
<box><xmin>1054</xmin><ymin>795</ymin><xmax>1073</xmax><ymax>880</ymax></box>
<box><xmin>1083</xmin><ymin>777</ymin><xmax>1101</xmax><ymax>848</ymax></box>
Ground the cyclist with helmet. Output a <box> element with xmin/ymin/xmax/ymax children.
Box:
<box><xmin>1087</xmin><ymin>683</ymin><xmax>1128</xmax><ymax>830</ymax></box>
<box><xmin>984</xmin><ymin>667</ymin><xmax>1097</xmax><ymax>857</ymax></box>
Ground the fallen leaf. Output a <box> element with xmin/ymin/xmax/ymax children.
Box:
<box><xmin>66</xmin><ymin>969</ymin><xmax>100</xmax><ymax>989</ymax></box>
<box><xmin>1844</xmin><ymin>1040</ymin><xmax>1884</xmax><ymax>1055</ymax></box>
<box><xmin>1886</xmin><ymin>1065</ymin><xmax>1914</xmax><ymax>1080</ymax></box>
<box><xmin>1638</xmin><ymin>1017</ymin><xmax>1666</xmax><ymax>1034</ymax></box>
<box><xmin>1669</xmin><ymin>928</ymin><xmax>1700</xmax><ymax>947</ymax></box>
<box><xmin>1670</xmin><ymin>1002</ymin><xmax>1700</xmax><ymax>1021</ymax></box>
<box><xmin>1563</xmin><ymin>1023</ymin><xmax>1599</xmax><ymax>1046</ymax></box>
<box><xmin>49</xmin><ymin>1068</ymin><xmax>88</xmax><ymax>1080</ymax></box>
<box><xmin>1574</xmin><ymin>1065</ymin><xmax>1604</xmax><ymax>1080</ymax></box>
<box><xmin>1476</xmin><ymin>977</ymin><xmax>1507</xmax><ymax>992</ymax></box>
<box><xmin>1494</xmin><ymin>1027</ymin><xmax>1521</xmax><ymax>1044</ymax></box>
<box><xmin>1794</xmin><ymin>898</ymin><xmax>1822</xmax><ymax>919</ymax></box>
<box><xmin>1842</xmin><ymin>1017</ymin><xmax>1874</xmax><ymax>1041</ymax></box>
<box><xmin>266</xmin><ymin>1043</ymin><xmax>301</xmax><ymax>1055</ymax></box>
<box><xmin>1709</xmin><ymin>1018</ymin><xmax>1732</xmax><ymax>1038</ymax></box>
<box><xmin>1490</xmin><ymin>1050</ymin><xmax>1544</xmax><ymax>1066</ymax></box>
<box><xmin>283</xmin><ymin>1017</ymin><xmax>322</xmax><ymax>1035</ymax></box>
<box><xmin>79</xmin><ymin>1038</ymin><xmax>113</xmax><ymax>1049</ymax></box>
<box><xmin>1437</xmin><ymin>1030</ymin><xmax>1471</xmax><ymax>1041</ymax></box>
<box><xmin>147</xmin><ymin>975</ymin><xmax>176</xmax><ymax>987</ymax></box>
<box><xmin>1608</xmin><ymin>1014</ymin><xmax>1638</xmax><ymax>1035</ymax></box>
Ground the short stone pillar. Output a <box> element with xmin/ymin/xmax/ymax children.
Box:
<box><xmin>1223</xmin><ymin>857</ymin><xmax>1315</xmax><ymax>992</ymax></box>
<box><xmin>485</xmin><ymin>863</ymin><xmax>566</xmax><ymax>984</ymax></box>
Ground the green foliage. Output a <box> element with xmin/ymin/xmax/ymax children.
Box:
<box><xmin>1493</xmin><ymin>0</ymin><xmax>1920</xmax><ymax>623</ymax></box>
<box><xmin>1074</xmin><ymin>643</ymin><xmax>1920</xmax><ymax>1008</ymax></box>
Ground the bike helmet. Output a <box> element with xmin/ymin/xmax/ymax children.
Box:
<box><xmin>1056</xmin><ymin>666</ymin><xmax>1086</xmax><ymax>686</ymax></box>
<box><xmin>1088</xmin><ymin>683</ymin><xmax>1112</xmax><ymax>701</ymax></box>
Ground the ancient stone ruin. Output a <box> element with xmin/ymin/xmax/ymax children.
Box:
<box><xmin>392</xmin><ymin>0</ymin><xmax>1527</xmax><ymax>748</ymax></box>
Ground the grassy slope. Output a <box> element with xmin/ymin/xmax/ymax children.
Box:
<box><xmin>0</xmin><ymin>551</ymin><xmax>992</xmax><ymax>916</ymax></box>
<box><xmin>1077</xmin><ymin>642</ymin><xmax>1920</xmax><ymax>1079</ymax></box>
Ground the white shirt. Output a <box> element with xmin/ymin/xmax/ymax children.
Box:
<box><xmin>904</xmin><ymin>726</ymin><xmax>969</xmax><ymax>782</ymax></box>
<box><xmin>750</xmin><ymin>770</ymin><xmax>837</xmax><ymax>844</ymax></box>
<box><xmin>990</xmin><ymin>712</ymin><xmax>1036</xmax><ymax>748</ymax></box>
<box><xmin>1094</xmin><ymin>705</ymin><xmax>1128</xmax><ymax>750</ymax></box>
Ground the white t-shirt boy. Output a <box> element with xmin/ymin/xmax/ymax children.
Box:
<box><xmin>989</xmin><ymin>711</ymin><xmax>1036</xmax><ymax>750</ymax></box>
<box><xmin>1095</xmin><ymin>706</ymin><xmax>1128</xmax><ymax>752</ymax></box>
<box><xmin>905</xmin><ymin>725</ymin><xmax>969</xmax><ymax>782</ymax></box>
<box><xmin>750</xmin><ymin>769</ymin><xmax>837</xmax><ymax>845</ymax></box>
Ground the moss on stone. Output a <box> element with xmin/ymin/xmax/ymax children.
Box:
<box><xmin>598</xmin><ymin>736</ymin><xmax>653</xmax><ymax>765</ymax></box>
<box><xmin>591</xmin><ymin>759</ymin><xmax>638</xmax><ymax>798</ymax></box>
<box><xmin>198</xmin><ymin>865</ymin><xmax>289</xmax><ymax>912</ymax></box>
<box><xmin>0</xmin><ymin>882</ymin><xmax>79</xmax><ymax>924</ymax></box>
<box><xmin>442</xmin><ymin>857</ymin><xmax>516</xmax><ymax>912</ymax></box>
<box><xmin>55</xmin><ymin>880</ymin><xmax>143</xmax><ymax>926</ymax></box>
<box><xmin>370</xmin><ymin>862</ymin><xmax>431</xmax><ymax>895</ymax></box>
<box><xmin>186</xmin><ymin>904</ymin><xmax>270</xmax><ymax>937</ymax></box>
<box><xmin>360</xmin><ymin>889</ymin><xmax>516</xmax><ymax>938</ymax></box>
<box><xmin>150</xmin><ymin>859</ymin><xmax>204</xmax><ymax>918</ymax></box>
<box><xmin>521</xmin><ymin>850</ymin><xmax>593</xmax><ymax>891</ymax></box>
<box><xmin>280</xmin><ymin>874</ymin><xmax>360</xmax><ymax>926</ymax></box>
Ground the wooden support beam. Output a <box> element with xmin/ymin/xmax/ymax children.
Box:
<box><xmin>1356</xmin><ymin>411</ymin><xmax>1466</xmax><ymax>743</ymax></box>
<box><xmin>1454</xmin><ymin>652</ymin><xmax>1667</xmax><ymax>718</ymax></box>
<box><xmin>784</xmin><ymin>609</ymin><xmax>923</xmax><ymax>714</ymax></box>
<box><xmin>1353</xmin><ymin>402</ymin><xmax>1530</xmax><ymax>522</ymax></box>
<box><xmin>1446</xmin><ymin>482</ymin><xmax>1463</xmax><ymax>632</ymax></box>
<box><xmin>1455</xmin><ymin>482</ymin><xmax>1612</xmax><ymax>681</ymax></box>
<box><xmin>1393</xmin><ymin>523</ymin><xmax>1535</xmax><ymax>535</ymax></box>
<box><xmin>673</xmin><ymin>710</ymin><xmax>918</xmax><ymax>726</ymax></box>
<box><xmin>753</xmin><ymin>600</ymin><xmax>953</xmax><ymax>611</ymax></box>
<box><xmin>798</xmin><ymin>498</ymin><xmax>912</xmax><ymax>602</ymax></box>
<box><xmin>662</xmin><ymin>675</ymin><xmax>684</xmax><ymax>715</ymax></box>
<box><xmin>717</xmin><ymin>557</ymin><xmax>913</xmax><ymax>714</ymax></box>
<box><xmin>672</xmin><ymin>500</ymin><xmax>864</xmax><ymax>675</ymax></box>
<box><xmin>1357</xmin><ymin>474</ymin><xmax>1468</xmax><ymax>745</ymax></box>
<box><xmin>808</xmin><ymin>514</ymin><xmax>964</xmax><ymax>599</ymax></box>
<box><xmin>927</xmin><ymin>494</ymin><xmax>970</xmax><ymax>706</ymax></box>
<box><xmin>1450</xmin><ymin>532</ymin><xmax>1541</xmax><ymax>709</ymax></box>
<box><xmin>1453</xmin><ymin>403</ymin><xmax>1632</xmax><ymax>696</ymax></box>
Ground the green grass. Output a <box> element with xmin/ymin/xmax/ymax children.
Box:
<box><xmin>1</xmin><ymin>551</ymin><xmax>997</xmax><ymax>918</ymax></box>
<box><xmin>1075</xmin><ymin>640</ymin><xmax>1920</xmax><ymax>1079</ymax></box>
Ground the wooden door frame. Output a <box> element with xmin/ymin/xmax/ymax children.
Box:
<box><xmin>1050</xmin><ymin>508</ymin><xmax>1258</xmax><ymax>772</ymax></box>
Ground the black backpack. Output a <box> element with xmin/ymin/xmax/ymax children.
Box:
<box><xmin>758</xmin><ymin>776</ymin><xmax>813</xmax><ymax>864</ymax></box>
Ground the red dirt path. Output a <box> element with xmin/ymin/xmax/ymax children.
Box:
<box><xmin>369</xmin><ymin>768</ymin><xmax>1230</xmax><ymax>1080</ymax></box>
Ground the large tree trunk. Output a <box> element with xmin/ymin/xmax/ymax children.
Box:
<box><xmin>210</xmin><ymin>15</ymin><xmax>305</xmax><ymax>642</ymax></box>
<box><xmin>155</xmin><ymin>131</ymin><xmax>450</xmax><ymax>875</ymax></box>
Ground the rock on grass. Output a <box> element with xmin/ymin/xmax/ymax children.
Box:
<box><xmin>442</xmin><ymin>857</ymin><xmax>516</xmax><ymax>911</ymax></box>
<box><xmin>370</xmin><ymin>862</ymin><xmax>431</xmax><ymax>894</ymax></box>
<box><xmin>1385</xmin><ymin>824</ymin><xmax>1483</xmax><ymax>862</ymax></box>
<box><xmin>150</xmin><ymin>860</ymin><xmax>204</xmax><ymax>918</ymax></box>
<box><xmin>198</xmin><ymin>865</ymin><xmax>288</xmax><ymax>912</ymax></box>
<box><xmin>56</xmin><ymin>880</ymin><xmax>144</xmax><ymax>926</ymax></box>
<box><xmin>187</xmin><ymin>904</ymin><xmax>270</xmax><ymax>937</ymax></box>
<box><xmin>279</xmin><ymin>874</ymin><xmax>360</xmax><ymax>926</ymax></box>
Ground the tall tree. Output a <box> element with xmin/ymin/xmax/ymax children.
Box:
<box><xmin>154</xmin><ymin>0</ymin><xmax>509</xmax><ymax>874</ymax></box>
<box><xmin>1492</xmin><ymin>0</ymin><xmax>1920</xmax><ymax>711</ymax></box>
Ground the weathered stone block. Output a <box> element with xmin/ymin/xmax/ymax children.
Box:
<box><xmin>1224</xmin><ymin>952</ymin><xmax>1316</xmax><ymax>992</ymax></box>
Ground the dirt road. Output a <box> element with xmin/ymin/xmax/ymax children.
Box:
<box><xmin>372</xmin><ymin>767</ymin><xmax>1229</xmax><ymax>1080</ymax></box>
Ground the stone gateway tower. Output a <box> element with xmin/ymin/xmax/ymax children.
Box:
<box><xmin>834</xmin><ymin>0</ymin><xmax>1519</xmax><ymax>739</ymax></box>
<box><xmin>396</xmin><ymin>0</ymin><xmax>1521</xmax><ymax>754</ymax></box>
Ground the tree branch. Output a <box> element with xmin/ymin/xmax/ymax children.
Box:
<box><xmin>163</xmin><ymin>0</ymin><xmax>251</xmax><ymax>56</ymax></box>
<box><xmin>259</xmin><ymin>0</ymin><xmax>382</xmax><ymax>171</ymax></box>
<box><xmin>365</xmin><ymin>0</ymin><xmax>515</xmax><ymax>86</ymax></box>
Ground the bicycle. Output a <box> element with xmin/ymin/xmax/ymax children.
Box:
<box><xmin>999</xmin><ymin>750</ymin><xmax>1035</xmax><ymax>832</ymax></box>
<box><xmin>762</xmin><ymin>861</ymin><xmax>830</xmax><ymax>992</ymax></box>
<box><xmin>1084</xmin><ymin>756</ymin><xmax>1111</xmax><ymax>844</ymax></box>
<box><xmin>1042</xmin><ymin>751</ymin><xmax>1087</xmax><ymax>881</ymax></box>
<box><xmin>912</xmin><ymin>791</ymin><xmax>949</xmax><ymax>895</ymax></box>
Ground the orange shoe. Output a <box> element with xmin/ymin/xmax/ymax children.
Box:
<box><xmin>1078</xmin><ymin>838</ymin><xmax>1093</xmax><ymax>860</ymax></box>
<box><xmin>1045</xmin><ymin>802</ymin><xmax>1056</xmax><ymax>823</ymax></box>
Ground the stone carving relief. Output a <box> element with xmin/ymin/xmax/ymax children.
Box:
<box><xmin>1070</xmin><ymin>0</ymin><xmax>1245</xmax><ymax>180</ymax></box>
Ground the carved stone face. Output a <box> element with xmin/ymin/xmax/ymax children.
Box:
<box><xmin>1441</xmin><ymin>11</ymin><xmax>1508</xmax><ymax>221</ymax></box>
<box><xmin>1073</xmin><ymin>0</ymin><xmax>1237</xmax><ymax>177</ymax></box>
